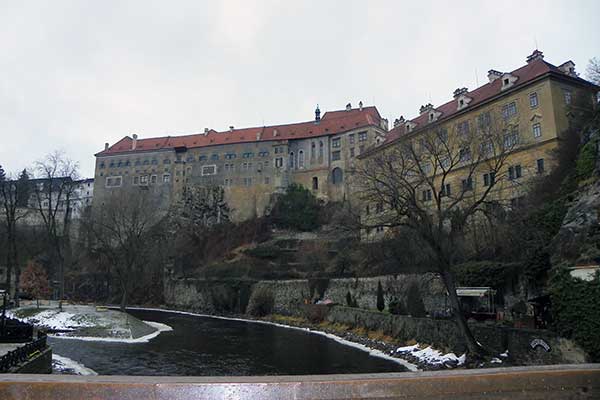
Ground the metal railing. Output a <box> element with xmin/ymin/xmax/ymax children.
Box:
<box><xmin>0</xmin><ymin>332</ymin><xmax>47</xmax><ymax>373</ymax></box>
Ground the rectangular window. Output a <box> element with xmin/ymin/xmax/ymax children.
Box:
<box><xmin>243</xmin><ymin>177</ymin><xmax>252</xmax><ymax>186</ymax></box>
<box><xmin>332</xmin><ymin>151</ymin><xmax>341</xmax><ymax>161</ymax></box>
<box><xmin>503</xmin><ymin>126</ymin><xmax>520</xmax><ymax>148</ymax></box>
<box><xmin>537</xmin><ymin>158</ymin><xmax>545</xmax><ymax>174</ymax></box>
<box><xmin>457</xmin><ymin>121</ymin><xmax>470</xmax><ymax>137</ymax></box>
<box><xmin>348</xmin><ymin>134</ymin><xmax>355</xmax><ymax>144</ymax></box>
<box><xmin>529</xmin><ymin>92</ymin><xmax>539</xmax><ymax>108</ymax></box>
<box><xmin>563</xmin><ymin>89</ymin><xmax>572</xmax><ymax>105</ymax></box>
<box><xmin>358</xmin><ymin>131</ymin><xmax>368</xmax><ymax>142</ymax></box>
<box><xmin>459</xmin><ymin>147</ymin><xmax>471</xmax><ymax>162</ymax></box>
<box><xmin>225</xmin><ymin>153</ymin><xmax>236</xmax><ymax>159</ymax></box>
<box><xmin>332</xmin><ymin>138</ymin><xmax>341</xmax><ymax>148</ymax></box>
<box><xmin>202</xmin><ymin>165</ymin><xmax>217</xmax><ymax>175</ymax></box>
<box><xmin>477</xmin><ymin>111</ymin><xmax>491</xmax><ymax>130</ymax></box>
<box><xmin>211</xmin><ymin>154</ymin><xmax>219</xmax><ymax>161</ymax></box>
<box><xmin>224</xmin><ymin>178</ymin><xmax>232</xmax><ymax>187</ymax></box>
<box><xmin>133</xmin><ymin>176</ymin><xmax>139</xmax><ymax>185</ymax></box>
<box><xmin>163</xmin><ymin>174</ymin><xmax>170</xmax><ymax>183</ymax></box>
<box><xmin>150</xmin><ymin>175</ymin><xmax>157</xmax><ymax>184</ymax></box>
<box><xmin>462</xmin><ymin>177</ymin><xmax>473</xmax><ymax>191</ymax></box>
<box><xmin>436</xmin><ymin>128</ymin><xmax>448</xmax><ymax>144</ymax></box>
<box><xmin>508</xmin><ymin>165</ymin><xmax>522</xmax><ymax>180</ymax></box>
<box><xmin>105</xmin><ymin>176</ymin><xmax>122</xmax><ymax>188</ymax></box>
<box><xmin>440</xmin><ymin>183</ymin><xmax>451</xmax><ymax>197</ymax></box>
<box><xmin>350</xmin><ymin>147</ymin><xmax>355</xmax><ymax>157</ymax></box>
<box><xmin>264</xmin><ymin>177</ymin><xmax>270</xmax><ymax>185</ymax></box>
<box><xmin>483</xmin><ymin>172</ymin><xmax>496</xmax><ymax>186</ymax></box>
<box><xmin>532</xmin><ymin>123</ymin><xmax>542</xmax><ymax>138</ymax></box>
<box><xmin>139</xmin><ymin>175</ymin><xmax>148</xmax><ymax>185</ymax></box>
<box><xmin>275</xmin><ymin>157</ymin><xmax>283</xmax><ymax>168</ymax></box>
<box><xmin>502</xmin><ymin>101</ymin><xmax>518</xmax><ymax>120</ymax></box>
<box><xmin>242</xmin><ymin>152</ymin><xmax>254</xmax><ymax>158</ymax></box>
<box><xmin>421</xmin><ymin>189</ymin><xmax>432</xmax><ymax>202</ymax></box>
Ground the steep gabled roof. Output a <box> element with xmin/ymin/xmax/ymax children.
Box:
<box><xmin>381</xmin><ymin>57</ymin><xmax>598</xmax><ymax>147</ymax></box>
<box><xmin>96</xmin><ymin>106</ymin><xmax>382</xmax><ymax>156</ymax></box>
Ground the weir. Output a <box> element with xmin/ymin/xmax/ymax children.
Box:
<box><xmin>1</xmin><ymin>364</ymin><xmax>599</xmax><ymax>399</ymax></box>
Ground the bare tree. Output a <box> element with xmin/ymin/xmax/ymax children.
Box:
<box><xmin>353</xmin><ymin>114</ymin><xmax>517</xmax><ymax>357</ymax></box>
<box><xmin>32</xmin><ymin>151</ymin><xmax>79</xmax><ymax>303</ymax></box>
<box><xmin>0</xmin><ymin>168</ymin><xmax>29</xmax><ymax>302</ymax></box>
<box><xmin>92</xmin><ymin>189</ymin><xmax>162</xmax><ymax>310</ymax></box>
<box><xmin>586</xmin><ymin>57</ymin><xmax>600</xmax><ymax>86</ymax></box>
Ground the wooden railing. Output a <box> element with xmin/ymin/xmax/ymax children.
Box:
<box><xmin>1</xmin><ymin>364</ymin><xmax>599</xmax><ymax>399</ymax></box>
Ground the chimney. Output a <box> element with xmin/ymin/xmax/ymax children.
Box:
<box><xmin>419</xmin><ymin>103</ymin><xmax>433</xmax><ymax>115</ymax></box>
<box><xmin>256</xmin><ymin>130</ymin><xmax>262</xmax><ymax>141</ymax></box>
<box><xmin>229</xmin><ymin>126</ymin><xmax>234</xmax><ymax>132</ymax></box>
<box><xmin>104</xmin><ymin>143</ymin><xmax>109</xmax><ymax>151</ymax></box>
<box><xmin>273</xmin><ymin>128</ymin><xmax>279</xmax><ymax>137</ymax></box>
<box><xmin>204</xmin><ymin>128</ymin><xmax>209</xmax><ymax>135</ymax></box>
<box><xmin>132</xmin><ymin>134</ymin><xmax>138</xmax><ymax>150</ymax></box>
<box><xmin>453</xmin><ymin>87</ymin><xmax>469</xmax><ymax>98</ymax></box>
<box><xmin>358</xmin><ymin>101</ymin><xmax>363</xmax><ymax>111</ymax></box>
<box><xmin>526</xmin><ymin>49</ymin><xmax>544</xmax><ymax>63</ymax></box>
<box><xmin>487</xmin><ymin>69</ymin><xmax>503</xmax><ymax>82</ymax></box>
<box><xmin>346</xmin><ymin>102</ymin><xmax>352</xmax><ymax>111</ymax></box>
<box><xmin>315</xmin><ymin>104</ymin><xmax>321</xmax><ymax>122</ymax></box>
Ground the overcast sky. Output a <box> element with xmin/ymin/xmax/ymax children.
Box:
<box><xmin>1</xmin><ymin>1</ymin><xmax>598</xmax><ymax>178</ymax></box>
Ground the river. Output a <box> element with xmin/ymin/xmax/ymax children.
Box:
<box><xmin>49</xmin><ymin>309</ymin><xmax>407</xmax><ymax>375</ymax></box>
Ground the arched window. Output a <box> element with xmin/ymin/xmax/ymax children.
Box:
<box><xmin>312</xmin><ymin>176</ymin><xmax>319</xmax><ymax>191</ymax></box>
<box><xmin>332</xmin><ymin>167</ymin><xmax>343</xmax><ymax>185</ymax></box>
<box><xmin>289</xmin><ymin>152</ymin><xmax>295</xmax><ymax>169</ymax></box>
<box><xmin>311</xmin><ymin>142</ymin><xmax>316</xmax><ymax>160</ymax></box>
<box><xmin>298</xmin><ymin>150</ymin><xmax>305</xmax><ymax>169</ymax></box>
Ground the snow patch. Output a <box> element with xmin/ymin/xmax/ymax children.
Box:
<box><xmin>490</xmin><ymin>357</ymin><xmax>503</xmax><ymax>364</ymax></box>
<box><xmin>51</xmin><ymin>321</ymin><xmax>173</xmax><ymax>343</ymax></box>
<box><xmin>396</xmin><ymin>344</ymin><xmax>466</xmax><ymax>367</ymax></box>
<box><xmin>127</xmin><ymin>307</ymin><xmax>420</xmax><ymax>372</ymax></box>
<box><xmin>52</xmin><ymin>354</ymin><xmax>97</xmax><ymax>376</ymax></box>
<box><xmin>8</xmin><ymin>310</ymin><xmax>95</xmax><ymax>331</ymax></box>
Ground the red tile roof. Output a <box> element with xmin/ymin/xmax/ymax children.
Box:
<box><xmin>382</xmin><ymin>57</ymin><xmax>597</xmax><ymax>145</ymax></box>
<box><xmin>97</xmin><ymin>106</ymin><xmax>382</xmax><ymax>156</ymax></box>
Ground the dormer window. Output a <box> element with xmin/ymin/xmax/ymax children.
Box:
<box><xmin>500</xmin><ymin>73</ymin><xmax>518</xmax><ymax>91</ymax></box>
<box><xmin>429</xmin><ymin>112</ymin><xmax>435</xmax><ymax>122</ymax></box>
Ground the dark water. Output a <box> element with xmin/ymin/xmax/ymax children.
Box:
<box><xmin>49</xmin><ymin>309</ymin><xmax>406</xmax><ymax>376</ymax></box>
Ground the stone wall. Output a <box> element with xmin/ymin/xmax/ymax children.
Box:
<box><xmin>165</xmin><ymin>274</ymin><xmax>448</xmax><ymax>317</ymax></box>
<box><xmin>325</xmin><ymin>306</ymin><xmax>587</xmax><ymax>365</ymax></box>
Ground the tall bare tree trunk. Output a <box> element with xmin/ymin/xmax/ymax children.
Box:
<box><xmin>439</xmin><ymin>267</ymin><xmax>484</xmax><ymax>357</ymax></box>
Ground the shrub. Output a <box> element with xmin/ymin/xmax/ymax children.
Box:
<box><xmin>346</xmin><ymin>291</ymin><xmax>353</xmax><ymax>307</ymax></box>
<box><xmin>406</xmin><ymin>282</ymin><xmax>426</xmax><ymax>317</ymax></box>
<box><xmin>376</xmin><ymin>280</ymin><xmax>385</xmax><ymax>312</ymax></box>
<box><xmin>575</xmin><ymin>138</ymin><xmax>598</xmax><ymax>180</ymax></box>
<box><xmin>549</xmin><ymin>266</ymin><xmax>600</xmax><ymax>361</ymax></box>
<box><xmin>303</xmin><ymin>304</ymin><xmax>330</xmax><ymax>323</ymax></box>
<box><xmin>271</xmin><ymin>184</ymin><xmax>322</xmax><ymax>231</ymax></box>
<box><xmin>247</xmin><ymin>287</ymin><xmax>275</xmax><ymax>317</ymax></box>
<box><xmin>388</xmin><ymin>297</ymin><xmax>406</xmax><ymax>315</ymax></box>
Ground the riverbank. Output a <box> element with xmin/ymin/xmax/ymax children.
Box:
<box><xmin>7</xmin><ymin>305</ymin><xmax>170</xmax><ymax>342</ymax></box>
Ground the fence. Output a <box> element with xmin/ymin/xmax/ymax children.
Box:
<box><xmin>0</xmin><ymin>332</ymin><xmax>47</xmax><ymax>373</ymax></box>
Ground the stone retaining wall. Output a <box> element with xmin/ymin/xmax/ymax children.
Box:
<box><xmin>325</xmin><ymin>306</ymin><xmax>587</xmax><ymax>365</ymax></box>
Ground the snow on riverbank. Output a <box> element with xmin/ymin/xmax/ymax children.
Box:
<box><xmin>395</xmin><ymin>344</ymin><xmax>466</xmax><ymax>367</ymax></box>
<box><xmin>7</xmin><ymin>309</ymin><xmax>95</xmax><ymax>331</ymax></box>
<box><xmin>51</xmin><ymin>321</ymin><xmax>173</xmax><ymax>343</ymax></box>
<box><xmin>52</xmin><ymin>354</ymin><xmax>98</xmax><ymax>376</ymax></box>
<box><xmin>9</xmin><ymin>306</ymin><xmax>173</xmax><ymax>343</ymax></box>
<box><xmin>128</xmin><ymin>307</ymin><xmax>421</xmax><ymax>372</ymax></box>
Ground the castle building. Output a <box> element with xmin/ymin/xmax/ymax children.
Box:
<box><xmin>94</xmin><ymin>104</ymin><xmax>388</xmax><ymax>220</ymax></box>
<box><xmin>358</xmin><ymin>50</ymin><xmax>599</xmax><ymax>239</ymax></box>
